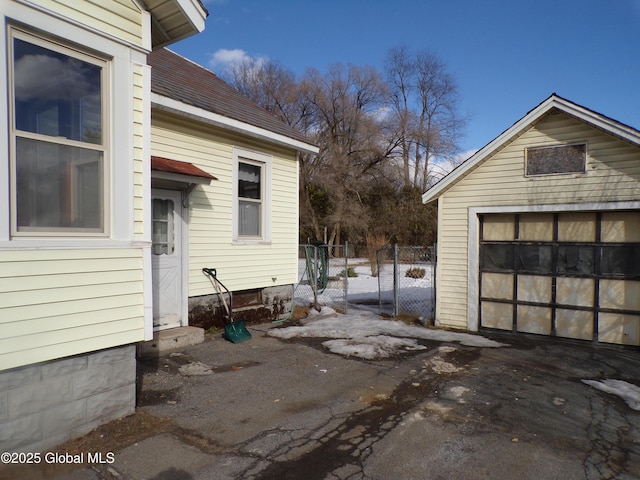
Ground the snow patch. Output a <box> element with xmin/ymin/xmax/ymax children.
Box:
<box><xmin>582</xmin><ymin>379</ymin><xmax>640</xmax><ymax>411</ymax></box>
<box><xmin>269</xmin><ymin>313</ymin><xmax>504</xmax><ymax>360</ymax></box>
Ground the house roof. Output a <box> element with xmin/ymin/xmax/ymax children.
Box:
<box><xmin>422</xmin><ymin>93</ymin><xmax>640</xmax><ymax>204</ymax></box>
<box><xmin>148</xmin><ymin>48</ymin><xmax>319</xmax><ymax>155</ymax></box>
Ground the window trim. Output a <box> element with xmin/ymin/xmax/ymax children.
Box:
<box><xmin>8</xmin><ymin>26</ymin><xmax>111</xmax><ymax>237</ymax></box>
<box><xmin>232</xmin><ymin>147</ymin><xmax>272</xmax><ymax>244</ymax></box>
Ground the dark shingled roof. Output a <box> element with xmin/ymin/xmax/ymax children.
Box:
<box><xmin>149</xmin><ymin>48</ymin><xmax>313</xmax><ymax>148</ymax></box>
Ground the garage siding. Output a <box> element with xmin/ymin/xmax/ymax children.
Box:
<box><xmin>436</xmin><ymin>111</ymin><xmax>640</xmax><ymax>341</ymax></box>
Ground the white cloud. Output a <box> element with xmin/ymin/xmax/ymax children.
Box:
<box><xmin>207</xmin><ymin>48</ymin><xmax>268</xmax><ymax>75</ymax></box>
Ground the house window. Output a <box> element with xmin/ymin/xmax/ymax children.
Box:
<box><xmin>233</xmin><ymin>148</ymin><xmax>271</xmax><ymax>242</ymax></box>
<box><xmin>9</xmin><ymin>28</ymin><xmax>108</xmax><ymax>235</ymax></box>
<box><xmin>526</xmin><ymin>143</ymin><xmax>586</xmax><ymax>176</ymax></box>
<box><xmin>238</xmin><ymin>161</ymin><xmax>262</xmax><ymax>236</ymax></box>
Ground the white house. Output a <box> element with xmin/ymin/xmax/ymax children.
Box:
<box><xmin>423</xmin><ymin>94</ymin><xmax>640</xmax><ymax>347</ymax></box>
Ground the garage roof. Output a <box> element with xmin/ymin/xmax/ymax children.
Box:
<box><xmin>422</xmin><ymin>94</ymin><xmax>640</xmax><ymax>204</ymax></box>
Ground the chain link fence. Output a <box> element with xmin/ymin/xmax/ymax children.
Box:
<box><xmin>295</xmin><ymin>244</ymin><xmax>350</xmax><ymax>313</ymax></box>
<box><xmin>376</xmin><ymin>244</ymin><xmax>436</xmax><ymax>320</ymax></box>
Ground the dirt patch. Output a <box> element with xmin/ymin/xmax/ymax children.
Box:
<box><xmin>0</xmin><ymin>410</ymin><xmax>173</xmax><ymax>480</ymax></box>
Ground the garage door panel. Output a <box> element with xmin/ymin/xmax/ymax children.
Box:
<box><xmin>601</xmin><ymin>211</ymin><xmax>640</xmax><ymax>242</ymax></box>
<box><xmin>517</xmin><ymin>275</ymin><xmax>551</xmax><ymax>303</ymax></box>
<box><xmin>481</xmin><ymin>273</ymin><xmax>513</xmax><ymax>300</ymax></box>
<box><xmin>482</xmin><ymin>214</ymin><xmax>515</xmax><ymax>240</ymax></box>
<box><xmin>600</xmin><ymin>280</ymin><xmax>640</xmax><ymax>311</ymax></box>
<box><xmin>558</xmin><ymin>212</ymin><xmax>596</xmax><ymax>242</ymax></box>
<box><xmin>556</xmin><ymin>309</ymin><xmax>593</xmax><ymax>340</ymax></box>
<box><xmin>517</xmin><ymin>306</ymin><xmax>551</xmax><ymax>335</ymax></box>
<box><xmin>556</xmin><ymin>277</ymin><xmax>594</xmax><ymax>307</ymax></box>
<box><xmin>481</xmin><ymin>302</ymin><xmax>512</xmax><ymax>330</ymax></box>
<box><xmin>519</xmin><ymin>213</ymin><xmax>554</xmax><ymax>241</ymax></box>
<box><xmin>599</xmin><ymin>313</ymin><xmax>640</xmax><ymax>346</ymax></box>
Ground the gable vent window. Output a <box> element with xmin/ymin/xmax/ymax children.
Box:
<box><xmin>526</xmin><ymin>143</ymin><xmax>586</xmax><ymax>176</ymax></box>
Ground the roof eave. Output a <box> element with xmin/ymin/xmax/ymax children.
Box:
<box><xmin>146</xmin><ymin>0</ymin><xmax>207</xmax><ymax>49</ymax></box>
<box><xmin>422</xmin><ymin>94</ymin><xmax>640</xmax><ymax>204</ymax></box>
<box><xmin>151</xmin><ymin>92</ymin><xmax>320</xmax><ymax>155</ymax></box>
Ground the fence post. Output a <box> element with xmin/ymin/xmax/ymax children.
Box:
<box><xmin>344</xmin><ymin>242</ymin><xmax>349</xmax><ymax>314</ymax></box>
<box><xmin>393</xmin><ymin>243</ymin><xmax>399</xmax><ymax>317</ymax></box>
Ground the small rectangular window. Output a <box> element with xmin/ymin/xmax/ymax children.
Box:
<box><xmin>526</xmin><ymin>144</ymin><xmax>586</xmax><ymax>176</ymax></box>
<box><xmin>233</xmin><ymin>147</ymin><xmax>271</xmax><ymax>242</ymax></box>
<box><xmin>238</xmin><ymin>160</ymin><xmax>263</xmax><ymax>237</ymax></box>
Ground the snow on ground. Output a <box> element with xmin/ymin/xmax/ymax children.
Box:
<box><xmin>292</xmin><ymin>258</ymin><xmax>639</xmax><ymax>411</ymax></box>
<box><xmin>582</xmin><ymin>379</ymin><xmax>640</xmax><ymax>411</ymax></box>
<box><xmin>294</xmin><ymin>258</ymin><xmax>434</xmax><ymax>317</ymax></box>
<box><xmin>269</xmin><ymin>307</ymin><xmax>505</xmax><ymax>359</ymax></box>
<box><xmin>286</xmin><ymin>258</ymin><xmax>502</xmax><ymax>359</ymax></box>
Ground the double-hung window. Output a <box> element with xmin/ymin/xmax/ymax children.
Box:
<box><xmin>233</xmin><ymin>147</ymin><xmax>271</xmax><ymax>242</ymax></box>
<box><xmin>9</xmin><ymin>27</ymin><xmax>108</xmax><ymax>235</ymax></box>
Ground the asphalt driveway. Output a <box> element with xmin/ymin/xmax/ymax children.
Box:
<box><xmin>6</xmin><ymin>317</ymin><xmax>640</xmax><ymax>480</ymax></box>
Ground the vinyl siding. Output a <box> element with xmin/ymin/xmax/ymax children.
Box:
<box><xmin>151</xmin><ymin>112</ymin><xmax>299</xmax><ymax>296</ymax></box>
<box><xmin>436</xmin><ymin>111</ymin><xmax>640</xmax><ymax>330</ymax></box>
<box><xmin>0</xmin><ymin>249</ymin><xmax>145</xmax><ymax>370</ymax></box>
<box><xmin>0</xmin><ymin>1</ymin><xmax>149</xmax><ymax>371</ymax></box>
<box><xmin>31</xmin><ymin>0</ymin><xmax>143</xmax><ymax>47</ymax></box>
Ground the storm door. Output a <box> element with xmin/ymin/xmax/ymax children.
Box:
<box><xmin>151</xmin><ymin>189</ymin><xmax>183</xmax><ymax>330</ymax></box>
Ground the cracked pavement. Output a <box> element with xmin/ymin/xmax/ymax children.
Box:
<box><xmin>9</xmin><ymin>323</ymin><xmax>640</xmax><ymax>480</ymax></box>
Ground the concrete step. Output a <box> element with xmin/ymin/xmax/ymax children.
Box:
<box><xmin>138</xmin><ymin>326</ymin><xmax>204</xmax><ymax>357</ymax></box>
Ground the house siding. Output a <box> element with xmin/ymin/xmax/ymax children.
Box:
<box><xmin>151</xmin><ymin>112</ymin><xmax>299</xmax><ymax>297</ymax></box>
<box><xmin>436</xmin><ymin>111</ymin><xmax>640</xmax><ymax>330</ymax></box>
<box><xmin>30</xmin><ymin>0</ymin><xmax>144</xmax><ymax>47</ymax></box>
<box><xmin>0</xmin><ymin>249</ymin><xmax>145</xmax><ymax>371</ymax></box>
<box><xmin>0</xmin><ymin>1</ymin><xmax>149</xmax><ymax>371</ymax></box>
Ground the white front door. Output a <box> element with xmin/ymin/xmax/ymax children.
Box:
<box><xmin>152</xmin><ymin>189</ymin><xmax>183</xmax><ymax>330</ymax></box>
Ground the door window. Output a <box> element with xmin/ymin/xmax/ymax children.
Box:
<box><xmin>152</xmin><ymin>199</ymin><xmax>175</xmax><ymax>255</ymax></box>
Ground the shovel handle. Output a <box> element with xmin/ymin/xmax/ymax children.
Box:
<box><xmin>202</xmin><ymin>267</ymin><xmax>216</xmax><ymax>278</ymax></box>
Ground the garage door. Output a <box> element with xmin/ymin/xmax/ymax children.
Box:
<box><xmin>479</xmin><ymin>211</ymin><xmax>640</xmax><ymax>346</ymax></box>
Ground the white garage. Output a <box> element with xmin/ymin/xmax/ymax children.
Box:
<box><xmin>423</xmin><ymin>94</ymin><xmax>640</xmax><ymax>346</ymax></box>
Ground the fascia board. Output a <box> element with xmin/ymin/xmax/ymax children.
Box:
<box><xmin>151</xmin><ymin>93</ymin><xmax>319</xmax><ymax>155</ymax></box>
<box><xmin>175</xmin><ymin>0</ymin><xmax>207</xmax><ymax>33</ymax></box>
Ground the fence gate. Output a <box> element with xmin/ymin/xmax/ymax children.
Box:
<box><xmin>296</xmin><ymin>244</ymin><xmax>349</xmax><ymax>313</ymax></box>
<box><xmin>376</xmin><ymin>244</ymin><xmax>436</xmax><ymax>320</ymax></box>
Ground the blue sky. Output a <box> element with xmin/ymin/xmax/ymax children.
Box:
<box><xmin>171</xmin><ymin>0</ymin><xmax>640</xmax><ymax>154</ymax></box>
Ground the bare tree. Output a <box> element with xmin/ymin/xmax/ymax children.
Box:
<box><xmin>385</xmin><ymin>46</ymin><xmax>467</xmax><ymax>191</ymax></box>
<box><xmin>300</xmin><ymin>64</ymin><xmax>396</xmax><ymax>247</ymax></box>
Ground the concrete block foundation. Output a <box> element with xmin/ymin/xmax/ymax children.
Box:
<box><xmin>189</xmin><ymin>284</ymin><xmax>293</xmax><ymax>330</ymax></box>
<box><xmin>0</xmin><ymin>345</ymin><xmax>136</xmax><ymax>453</ymax></box>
